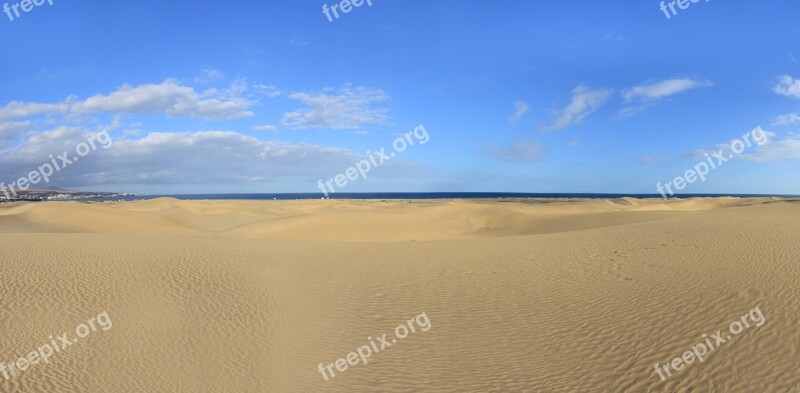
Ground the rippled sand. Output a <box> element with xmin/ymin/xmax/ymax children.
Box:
<box><xmin>0</xmin><ymin>197</ymin><xmax>798</xmax><ymax>392</ymax></box>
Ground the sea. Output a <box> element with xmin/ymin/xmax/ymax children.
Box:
<box><xmin>89</xmin><ymin>193</ymin><xmax>800</xmax><ymax>202</ymax></box>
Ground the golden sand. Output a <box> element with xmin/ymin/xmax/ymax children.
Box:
<box><xmin>0</xmin><ymin>197</ymin><xmax>798</xmax><ymax>392</ymax></box>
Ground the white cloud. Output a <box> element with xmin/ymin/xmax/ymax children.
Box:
<box><xmin>194</xmin><ymin>68</ymin><xmax>224</xmax><ymax>84</ymax></box>
<box><xmin>622</xmin><ymin>78</ymin><xmax>710</xmax><ymax>102</ymax></box>
<box><xmin>542</xmin><ymin>85</ymin><xmax>612</xmax><ymax>131</ymax></box>
<box><xmin>483</xmin><ymin>140</ymin><xmax>544</xmax><ymax>163</ymax></box>
<box><xmin>772</xmin><ymin>112</ymin><xmax>800</xmax><ymax>126</ymax></box>
<box><xmin>252</xmin><ymin>125</ymin><xmax>278</xmax><ymax>132</ymax></box>
<box><xmin>751</xmin><ymin>136</ymin><xmax>800</xmax><ymax>161</ymax></box>
<box><xmin>0</xmin><ymin>128</ymin><xmax>412</xmax><ymax>187</ymax></box>
<box><xmin>281</xmin><ymin>85</ymin><xmax>389</xmax><ymax>129</ymax></box>
<box><xmin>774</xmin><ymin>75</ymin><xmax>800</xmax><ymax>98</ymax></box>
<box><xmin>617</xmin><ymin>78</ymin><xmax>710</xmax><ymax>119</ymax></box>
<box><xmin>0</xmin><ymin>101</ymin><xmax>69</xmax><ymax>121</ymax></box>
<box><xmin>0</xmin><ymin>125</ymin><xmax>433</xmax><ymax>190</ymax></box>
<box><xmin>73</xmin><ymin>80</ymin><xmax>253</xmax><ymax>119</ymax></box>
<box><xmin>0</xmin><ymin>80</ymin><xmax>254</xmax><ymax>121</ymax></box>
<box><xmin>680</xmin><ymin>127</ymin><xmax>800</xmax><ymax>163</ymax></box>
<box><xmin>0</xmin><ymin>121</ymin><xmax>31</xmax><ymax>150</ymax></box>
<box><xmin>253</xmin><ymin>84</ymin><xmax>281</xmax><ymax>98</ymax></box>
<box><xmin>216</xmin><ymin>77</ymin><xmax>249</xmax><ymax>98</ymax></box>
<box><xmin>740</xmin><ymin>132</ymin><xmax>800</xmax><ymax>162</ymax></box>
<box><xmin>508</xmin><ymin>101</ymin><xmax>529</xmax><ymax>124</ymax></box>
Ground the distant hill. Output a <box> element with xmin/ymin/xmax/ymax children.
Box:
<box><xmin>22</xmin><ymin>187</ymin><xmax>75</xmax><ymax>194</ymax></box>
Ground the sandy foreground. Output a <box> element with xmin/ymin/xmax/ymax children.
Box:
<box><xmin>0</xmin><ymin>197</ymin><xmax>798</xmax><ymax>392</ymax></box>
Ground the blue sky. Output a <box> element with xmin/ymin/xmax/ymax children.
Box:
<box><xmin>1</xmin><ymin>0</ymin><xmax>799</xmax><ymax>195</ymax></box>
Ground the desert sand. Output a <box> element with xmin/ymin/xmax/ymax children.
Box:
<box><xmin>0</xmin><ymin>197</ymin><xmax>798</xmax><ymax>392</ymax></box>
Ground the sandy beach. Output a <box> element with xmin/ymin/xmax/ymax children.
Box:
<box><xmin>0</xmin><ymin>197</ymin><xmax>797</xmax><ymax>392</ymax></box>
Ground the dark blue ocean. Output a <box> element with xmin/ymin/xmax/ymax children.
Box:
<box><xmin>91</xmin><ymin>193</ymin><xmax>800</xmax><ymax>201</ymax></box>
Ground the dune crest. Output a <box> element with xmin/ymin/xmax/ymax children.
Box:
<box><xmin>0</xmin><ymin>197</ymin><xmax>786</xmax><ymax>241</ymax></box>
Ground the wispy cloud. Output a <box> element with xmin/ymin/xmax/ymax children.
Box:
<box><xmin>618</xmin><ymin>78</ymin><xmax>711</xmax><ymax>118</ymax></box>
<box><xmin>774</xmin><ymin>75</ymin><xmax>800</xmax><ymax>98</ymax></box>
<box><xmin>281</xmin><ymin>85</ymin><xmax>389</xmax><ymax>129</ymax></box>
<box><xmin>680</xmin><ymin>127</ymin><xmax>800</xmax><ymax>163</ymax></box>
<box><xmin>252</xmin><ymin>125</ymin><xmax>278</xmax><ymax>132</ymax></box>
<box><xmin>253</xmin><ymin>84</ymin><xmax>281</xmax><ymax>98</ymax></box>
<box><xmin>636</xmin><ymin>155</ymin><xmax>668</xmax><ymax>165</ymax></box>
<box><xmin>194</xmin><ymin>68</ymin><xmax>224</xmax><ymax>84</ymax></box>
<box><xmin>772</xmin><ymin>112</ymin><xmax>800</xmax><ymax>126</ymax></box>
<box><xmin>622</xmin><ymin>78</ymin><xmax>710</xmax><ymax>102</ymax></box>
<box><xmin>749</xmin><ymin>135</ymin><xmax>800</xmax><ymax>161</ymax></box>
<box><xmin>483</xmin><ymin>140</ymin><xmax>544</xmax><ymax>163</ymax></box>
<box><xmin>542</xmin><ymin>85</ymin><xmax>612</xmax><ymax>131</ymax></box>
<box><xmin>508</xmin><ymin>101</ymin><xmax>529</xmax><ymax>124</ymax></box>
<box><xmin>289</xmin><ymin>36</ymin><xmax>309</xmax><ymax>46</ymax></box>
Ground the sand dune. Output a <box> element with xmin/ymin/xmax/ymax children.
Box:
<box><xmin>0</xmin><ymin>197</ymin><xmax>775</xmax><ymax>241</ymax></box>
<box><xmin>0</xmin><ymin>197</ymin><xmax>798</xmax><ymax>392</ymax></box>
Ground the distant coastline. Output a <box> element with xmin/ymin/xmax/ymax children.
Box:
<box><xmin>0</xmin><ymin>187</ymin><xmax>135</xmax><ymax>202</ymax></box>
